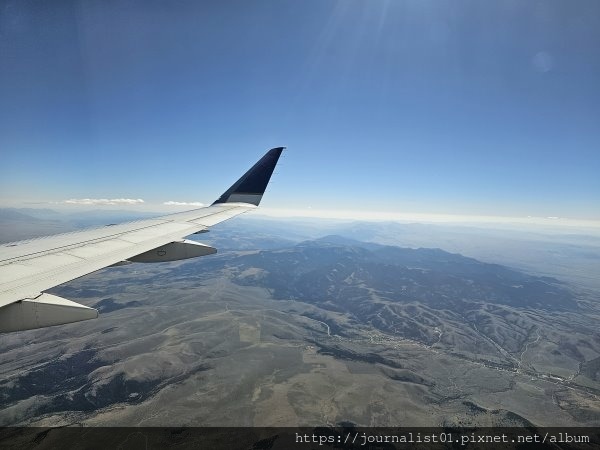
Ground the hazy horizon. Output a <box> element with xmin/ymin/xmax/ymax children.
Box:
<box><xmin>2</xmin><ymin>203</ymin><xmax>600</xmax><ymax>237</ymax></box>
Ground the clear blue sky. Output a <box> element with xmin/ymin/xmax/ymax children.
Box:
<box><xmin>1</xmin><ymin>0</ymin><xmax>599</xmax><ymax>221</ymax></box>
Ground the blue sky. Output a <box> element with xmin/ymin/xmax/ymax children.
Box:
<box><xmin>1</xmin><ymin>0</ymin><xmax>599</xmax><ymax>224</ymax></box>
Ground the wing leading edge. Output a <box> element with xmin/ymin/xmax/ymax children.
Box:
<box><xmin>0</xmin><ymin>147</ymin><xmax>284</xmax><ymax>333</ymax></box>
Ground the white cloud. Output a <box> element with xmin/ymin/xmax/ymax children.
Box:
<box><xmin>64</xmin><ymin>198</ymin><xmax>145</xmax><ymax>205</ymax></box>
<box><xmin>163</xmin><ymin>201</ymin><xmax>204</xmax><ymax>207</ymax></box>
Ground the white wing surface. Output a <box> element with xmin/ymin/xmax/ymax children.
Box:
<box><xmin>0</xmin><ymin>147</ymin><xmax>284</xmax><ymax>332</ymax></box>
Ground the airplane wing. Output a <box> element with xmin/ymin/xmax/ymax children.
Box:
<box><xmin>0</xmin><ymin>147</ymin><xmax>284</xmax><ymax>332</ymax></box>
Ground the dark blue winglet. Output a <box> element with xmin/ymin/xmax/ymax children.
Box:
<box><xmin>212</xmin><ymin>147</ymin><xmax>284</xmax><ymax>206</ymax></box>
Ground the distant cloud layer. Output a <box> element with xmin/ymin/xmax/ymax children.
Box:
<box><xmin>64</xmin><ymin>198</ymin><xmax>145</xmax><ymax>205</ymax></box>
<box><xmin>163</xmin><ymin>201</ymin><xmax>204</xmax><ymax>206</ymax></box>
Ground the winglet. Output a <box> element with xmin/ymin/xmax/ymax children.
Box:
<box><xmin>212</xmin><ymin>147</ymin><xmax>284</xmax><ymax>206</ymax></box>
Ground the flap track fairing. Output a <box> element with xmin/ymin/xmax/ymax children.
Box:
<box><xmin>128</xmin><ymin>239</ymin><xmax>216</xmax><ymax>263</ymax></box>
